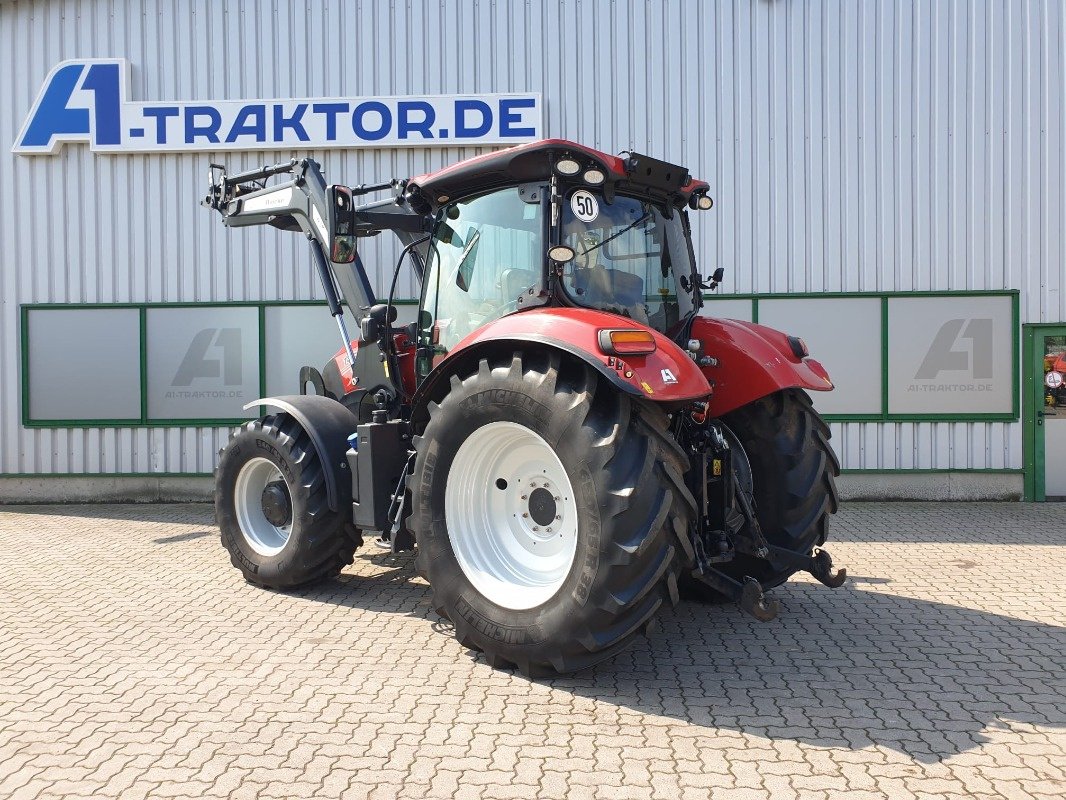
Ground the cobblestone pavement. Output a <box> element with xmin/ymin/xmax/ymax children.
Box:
<box><xmin>0</xmin><ymin>502</ymin><xmax>1063</xmax><ymax>800</ymax></box>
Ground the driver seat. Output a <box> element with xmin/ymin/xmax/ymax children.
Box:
<box><xmin>574</xmin><ymin>267</ymin><xmax>648</xmax><ymax>324</ymax></box>
<box><xmin>500</xmin><ymin>268</ymin><xmax>538</xmax><ymax>302</ymax></box>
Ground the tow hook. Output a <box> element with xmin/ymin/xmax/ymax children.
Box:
<box><xmin>690</xmin><ymin>566</ymin><xmax>780</xmax><ymax>622</ymax></box>
<box><xmin>765</xmin><ymin>545</ymin><xmax>848</xmax><ymax>588</ymax></box>
<box><xmin>809</xmin><ymin>549</ymin><xmax>847</xmax><ymax>588</ymax></box>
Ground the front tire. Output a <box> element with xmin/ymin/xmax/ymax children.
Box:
<box><xmin>411</xmin><ymin>353</ymin><xmax>694</xmax><ymax>676</ymax></box>
<box><xmin>216</xmin><ymin>413</ymin><xmax>361</xmax><ymax>588</ymax></box>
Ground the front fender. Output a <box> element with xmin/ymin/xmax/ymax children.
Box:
<box><xmin>410</xmin><ymin>308</ymin><xmax>711</xmax><ymax>422</ymax></box>
<box><xmin>692</xmin><ymin>317</ymin><xmax>834</xmax><ymax>416</ymax></box>
<box><xmin>242</xmin><ymin>395</ymin><xmax>359</xmax><ymax>512</ymax></box>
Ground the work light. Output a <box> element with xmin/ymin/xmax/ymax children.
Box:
<box><xmin>583</xmin><ymin>168</ymin><xmax>606</xmax><ymax>185</ymax></box>
<box><xmin>555</xmin><ymin>158</ymin><xmax>581</xmax><ymax>176</ymax></box>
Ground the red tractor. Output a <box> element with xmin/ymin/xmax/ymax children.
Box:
<box><xmin>203</xmin><ymin>140</ymin><xmax>843</xmax><ymax>676</ymax></box>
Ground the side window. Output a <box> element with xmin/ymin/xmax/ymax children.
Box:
<box><xmin>418</xmin><ymin>187</ymin><xmax>544</xmax><ymax>375</ymax></box>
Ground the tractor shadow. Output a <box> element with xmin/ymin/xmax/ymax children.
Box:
<box><xmin>560</xmin><ymin>585</ymin><xmax>1066</xmax><ymax>764</ymax></box>
<box><xmin>304</xmin><ymin>551</ymin><xmax>1066</xmax><ymax>764</ymax></box>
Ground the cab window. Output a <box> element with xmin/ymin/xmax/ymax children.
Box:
<box><xmin>559</xmin><ymin>191</ymin><xmax>693</xmax><ymax>332</ymax></box>
<box><xmin>419</xmin><ymin>187</ymin><xmax>544</xmax><ymax>374</ymax></box>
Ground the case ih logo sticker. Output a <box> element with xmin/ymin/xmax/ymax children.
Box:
<box><xmin>14</xmin><ymin>59</ymin><xmax>542</xmax><ymax>155</ymax></box>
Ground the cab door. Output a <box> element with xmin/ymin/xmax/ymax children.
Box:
<box><xmin>416</xmin><ymin>185</ymin><xmax>546</xmax><ymax>379</ymax></box>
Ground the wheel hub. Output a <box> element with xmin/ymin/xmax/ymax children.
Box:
<box><xmin>260</xmin><ymin>481</ymin><xmax>292</xmax><ymax>527</ymax></box>
<box><xmin>527</xmin><ymin>487</ymin><xmax>557</xmax><ymax>527</ymax></box>
<box><xmin>233</xmin><ymin>457</ymin><xmax>293</xmax><ymax>557</ymax></box>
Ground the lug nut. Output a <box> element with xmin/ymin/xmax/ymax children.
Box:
<box><xmin>555</xmin><ymin>515</ymin><xmax>561</xmax><ymax>520</ymax></box>
<box><xmin>521</xmin><ymin>495</ymin><xmax>527</xmax><ymax>500</ymax></box>
<box><xmin>532</xmin><ymin>526</ymin><xmax>539</xmax><ymax>531</ymax></box>
<box><xmin>554</xmin><ymin>496</ymin><xmax>561</xmax><ymax>501</ymax></box>
<box><xmin>522</xmin><ymin>513</ymin><xmax>529</xmax><ymax>518</ymax></box>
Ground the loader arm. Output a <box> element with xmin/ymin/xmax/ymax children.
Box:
<box><xmin>201</xmin><ymin>158</ymin><xmax>427</xmax><ymax>366</ymax></box>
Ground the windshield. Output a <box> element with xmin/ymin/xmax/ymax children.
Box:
<box><xmin>558</xmin><ymin>190</ymin><xmax>695</xmax><ymax>332</ymax></box>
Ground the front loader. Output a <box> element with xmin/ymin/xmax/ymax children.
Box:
<box><xmin>202</xmin><ymin>140</ymin><xmax>844</xmax><ymax>676</ymax></box>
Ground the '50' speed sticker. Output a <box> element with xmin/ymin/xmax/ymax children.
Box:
<box><xmin>570</xmin><ymin>190</ymin><xmax>599</xmax><ymax>222</ymax></box>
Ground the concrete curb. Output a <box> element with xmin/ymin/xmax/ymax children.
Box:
<box><xmin>0</xmin><ymin>472</ymin><xmax>1025</xmax><ymax>504</ymax></box>
<box><xmin>0</xmin><ymin>476</ymin><xmax>214</xmax><ymax>504</ymax></box>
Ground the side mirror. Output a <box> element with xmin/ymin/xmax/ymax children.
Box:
<box><xmin>327</xmin><ymin>185</ymin><xmax>357</xmax><ymax>264</ymax></box>
<box><xmin>360</xmin><ymin>303</ymin><xmax>398</xmax><ymax>343</ymax></box>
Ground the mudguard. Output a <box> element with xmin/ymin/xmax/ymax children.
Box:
<box><xmin>242</xmin><ymin>395</ymin><xmax>360</xmax><ymax>512</ymax></box>
<box><xmin>691</xmin><ymin>317</ymin><xmax>834</xmax><ymax>417</ymax></box>
<box><xmin>411</xmin><ymin>307</ymin><xmax>711</xmax><ymax>421</ymax></box>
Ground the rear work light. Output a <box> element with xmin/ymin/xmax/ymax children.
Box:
<box><xmin>598</xmin><ymin>329</ymin><xmax>658</xmax><ymax>356</ymax></box>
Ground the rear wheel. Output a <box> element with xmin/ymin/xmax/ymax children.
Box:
<box><xmin>691</xmin><ymin>389</ymin><xmax>839</xmax><ymax>597</ymax></box>
<box><xmin>411</xmin><ymin>352</ymin><xmax>694</xmax><ymax>676</ymax></box>
<box><xmin>216</xmin><ymin>413</ymin><xmax>362</xmax><ymax>588</ymax></box>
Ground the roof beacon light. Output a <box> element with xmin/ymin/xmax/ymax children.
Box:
<box><xmin>583</xmin><ymin>168</ymin><xmax>606</xmax><ymax>185</ymax></box>
<box><xmin>598</xmin><ymin>329</ymin><xmax>658</xmax><ymax>356</ymax></box>
<box><xmin>556</xmin><ymin>157</ymin><xmax>581</xmax><ymax>176</ymax></box>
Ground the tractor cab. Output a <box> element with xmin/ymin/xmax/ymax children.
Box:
<box><xmin>404</xmin><ymin>139</ymin><xmax>714</xmax><ymax>377</ymax></box>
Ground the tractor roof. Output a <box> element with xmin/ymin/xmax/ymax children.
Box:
<box><xmin>406</xmin><ymin>139</ymin><xmax>709</xmax><ymax>212</ymax></box>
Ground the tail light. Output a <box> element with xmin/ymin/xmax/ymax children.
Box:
<box><xmin>598</xmin><ymin>329</ymin><xmax>657</xmax><ymax>356</ymax></box>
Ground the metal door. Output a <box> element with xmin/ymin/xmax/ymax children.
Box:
<box><xmin>1038</xmin><ymin>331</ymin><xmax>1066</xmax><ymax>499</ymax></box>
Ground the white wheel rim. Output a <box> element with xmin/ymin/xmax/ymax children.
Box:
<box><xmin>234</xmin><ymin>457</ymin><xmax>292</xmax><ymax>557</ymax></box>
<box><xmin>445</xmin><ymin>421</ymin><xmax>579</xmax><ymax>610</ymax></box>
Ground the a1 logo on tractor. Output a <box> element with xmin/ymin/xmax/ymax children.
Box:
<box><xmin>202</xmin><ymin>140</ymin><xmax>844</xmax><ymax>676</ymax></box>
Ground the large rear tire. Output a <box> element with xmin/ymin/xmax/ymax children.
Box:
<box><xmin>215</xmin><ymin>413</ymin><xmax>362</xmax><ymax>589</ymax></box>
<box><xmin>410</xmin><ymin>352</ymin><xmax>694</xmax><ymax>676</ymax></box>
<box><xmin>693</xmin><ymin>389</ymin><xmax>840</xmax><ymax>597</ymax></box>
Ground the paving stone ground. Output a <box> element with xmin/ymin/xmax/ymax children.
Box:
<box><xmin>0</xmin><ymin>501</ymin><xmax>1063</xmax><ymax>799</ymax></box>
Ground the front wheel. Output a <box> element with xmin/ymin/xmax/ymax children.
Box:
<box><xmin>696</xmin><ymin>389</ymin><xmax>840</xmax><ymax>595</ymax></box>
<box><xmin>215</xmin><ymin>413</ymin><xmax>362</xmax><ymax>588</ymax></box>
<box><xmin>410</xmin><ymin>353</ymin><xmax>694</xmax><ymax>676</ymax></box>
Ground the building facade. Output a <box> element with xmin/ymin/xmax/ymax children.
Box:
<box><xmin>2</xmin><ymin>0</ymin><xmax>1064</xmax><ymax>500</ymax></box>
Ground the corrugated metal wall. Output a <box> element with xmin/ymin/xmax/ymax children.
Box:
<box><xmin>2</xmin><ymin>0</ymin><xmax>1062</xmax><ymax>475</ymax></box>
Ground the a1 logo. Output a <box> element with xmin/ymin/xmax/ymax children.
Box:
<box><xmin>14</xmin><ymin>60</ymin><xmax>125</xmax><ymax>154</ymax></box>
<box><xmin>172</xmin><ymin>328</ymin><xmax>243</xmax><ymax>387</ymax></box>
<box><xmin>915</xmin><ymin>318</ymin><xmax>993</xmax><ymax>380</ymax></box>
